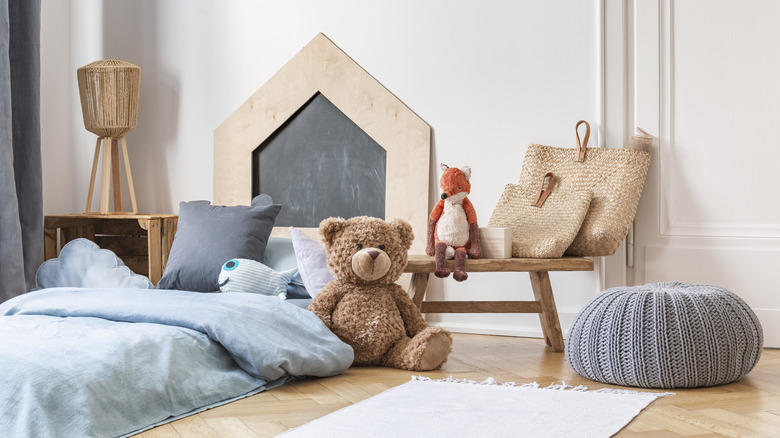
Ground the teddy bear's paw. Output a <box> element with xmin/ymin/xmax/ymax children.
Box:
<box><xmin>418</xmin><ymin>331</ymin><xmax>454</xmax><ymax>371</ymax></box>
<box><xmin>453</xmin><ymin>270</ymin><xmax>468</xmax><ymax>282</ymax></box>
<box><xmin>382</xmin><ymin>328</ymin><xmax>453</xmax><ymax>371</ymax></box>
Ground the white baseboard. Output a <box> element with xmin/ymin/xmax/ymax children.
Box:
<box><xmin>428</xmin><ymin>309</ymin><xmax>778</xmax><ymax>349</ymax></box>
<box><xmin>427</xmin><ymin>321</ymin><xmax>544</xmax><ymax>339</ymax></box>
<box><xmin>425</xmin><ymin>310</ymin><xmax>580</xmax><ymax>340</ymax></box>
<box><xmin>753</xmin><ymin>309</ymin><xmax>780</xmax><ymax>348</ymax></box>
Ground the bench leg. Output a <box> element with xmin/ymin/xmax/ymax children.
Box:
<box><xmin>409</xmin><ymin>273</ymin><xmax>430</xmax><ymax>310</ymax></box>
<box><xmin>529</xmin><ymin>271</ymin><xmax>565</xmax><ymax>352</ymax></box>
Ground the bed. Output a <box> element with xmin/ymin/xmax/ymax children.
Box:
<box><xmin>0</xmin><ymin>227</ymin><xmax>354</xmax><ymax>437</ymax></box>
<box><xmin>0</xmin><ymin>287</ymin><xmax>351</xmax><ymax>436</ymax></box>
<box><xmin>0</xmin><ymin>34</ymin><xmax>431</xmax><ymax>437</ymax></box>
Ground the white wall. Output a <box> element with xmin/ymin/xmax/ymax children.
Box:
<box><xmin>628</xmin><ymin>0</ymin><xmax>780</xmax><ymax>346</ymax></box>
<box><xmin>41</xmin><ymin>0</ymin><xmax>607</xmax><ymax>337</ymax></box>
<box><xmin>40</xmin><ymin>0</ymin><xmax>74</xmax><ymax>214</ymax></box>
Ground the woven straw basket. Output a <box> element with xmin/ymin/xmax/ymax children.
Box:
<box><xmin>518</xmin><ymin>121</ymin><xmax>651</xmax><ymax>257</ymax></box>
<box><xmin>488</xmin><ymin>173</ymin><xmax>592</xmax><ymax>258</ymax></box>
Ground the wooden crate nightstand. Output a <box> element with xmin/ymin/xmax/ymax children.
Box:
<box><xmin>43</xmin><ymin>214</ymin><xmax>178</xmax><ymax>285</ymax></box>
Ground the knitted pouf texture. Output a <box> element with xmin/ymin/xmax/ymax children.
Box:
<box><xmin>565</xmin><ymin>282</ymin><xmax>763</xmax><ymax>388</ymax></box>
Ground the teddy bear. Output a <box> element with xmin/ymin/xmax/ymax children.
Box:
<box><xmin>426</xmin><ymin>163</ymin><xmax>482</xmax><ymax>281</ymax></box>
<box><xmin>307</xmin><ymin>216</ymin><xmax>453</xmax><ymax>371</ymax></box>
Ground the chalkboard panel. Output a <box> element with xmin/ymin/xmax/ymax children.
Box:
<box><xmin>252</xmin><ymin>93</ymin><xmax>387</xmax><ymax>227</ymax></box>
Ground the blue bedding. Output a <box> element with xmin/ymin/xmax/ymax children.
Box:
<box><xmin>0</xmin><ymin>287</ymin><xmax>353</xmax><ymax>437</ymax></box>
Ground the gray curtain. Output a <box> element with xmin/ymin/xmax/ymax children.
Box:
<box><xmin>0</xmin><ymin>0</ymin><xmax>41</xmax><ymax>302</ymax></box>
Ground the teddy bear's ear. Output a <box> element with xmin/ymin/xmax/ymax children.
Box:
<box><xmin>439</xmin><ymin>163</ymin><xmax>449</xmax><ymax>173</ymax></box>
<box><xmin>460</xmin><ymin>166</ymin><xmax>472</xmax><ymax>181</ymax></box>
<box><xmin>390</xmin><ymin>218</ymin><xmax>415</xmax><ymax>250</ymax></box>
<box><xmin>319</xmin><ymin>217</ymin><xmax>349</xmax><ymax>248</ymax></box>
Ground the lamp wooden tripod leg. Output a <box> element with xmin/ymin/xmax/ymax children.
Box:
<box><xmin>85</xmin><ymin>136</ymin><xmax>138</xmax><ymax>215</ymax></box>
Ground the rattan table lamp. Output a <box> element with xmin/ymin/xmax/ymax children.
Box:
<box><xmin>77</xmin><ymin>59</ymin><xmax>140</xmax><ymax>214</ymax></box>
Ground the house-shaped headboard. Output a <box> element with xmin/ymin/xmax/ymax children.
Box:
<box><xmin>213</xmin><ymin>33</ymin><xmax>431</xmax><ymax>252</ymax></box>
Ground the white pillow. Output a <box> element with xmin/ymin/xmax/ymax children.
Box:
<box><xmin>218</xmin><ymin>258</ymin><xmax>297</xmax><ymax>299</ymax></box>
<box><xmin>262</xmin><ymin>237</ymin><xmax>309</xmax><ymax>299</ymax></box>
<box><xmin>289</xmin><ymin>227</ymin><xmax>334</xmax><ymax>298</ymax></box>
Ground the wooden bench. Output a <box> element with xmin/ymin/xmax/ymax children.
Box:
<box><xmin>404</xmin><ymin>255</ymin><xmax>594</xmax><ymax>352</ymax></box>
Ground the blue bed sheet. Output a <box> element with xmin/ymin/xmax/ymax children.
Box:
<box><xmin>0</xmin><ymin>287</ymin><xmax>353</xmax><ymax>437</ymax></box>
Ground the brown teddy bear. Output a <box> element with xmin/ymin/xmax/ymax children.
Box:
<box><xmin>307</xmin><ymin>216</ymin><xmax>453</xmax><ymax>371</ymax></box>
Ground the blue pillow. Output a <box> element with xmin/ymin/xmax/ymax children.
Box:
<box><xmin>263</xmin><ymin>237</ymin><xmax>310</xmax><ymax>299</ymax></box>
<box><xmin>218</xmin><ymin>258</ymin><xmax>297</xmax><ymax>299</ymax></box>
<box><xmin>156</xmin><ymin>195</ymin><xmax>281</xmax><ymax>292</ymax></box>
<box><xmin>34</xmin><ymin>238</ymin><xmax>153</xmax><ymax>290</ymax></box>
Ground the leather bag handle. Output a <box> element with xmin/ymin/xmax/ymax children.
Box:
<box><xmin>531</xmin><ymin>172</ymin><xmax>556</xmax><ymax>208</ymax></box>
<box><xmin>575</xmin><ymin>120</ymin><xmax>590</xmax><ymax>162</ymax></box>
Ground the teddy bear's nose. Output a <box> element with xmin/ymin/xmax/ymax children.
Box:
<box><xmin>441</xmin><ymin>193</ymin><xmax>448</xmax><ymax>200</ymax></box>
<box><xmin>367</xmin><ymin>250</ymin><xmax>380</xmax><ymax>260</ymax></box>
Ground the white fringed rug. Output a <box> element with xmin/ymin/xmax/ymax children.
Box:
<box><xmin>279</xmin><ymin>377</ymin><xmax>672</xmax><ymax>438</ymax></box>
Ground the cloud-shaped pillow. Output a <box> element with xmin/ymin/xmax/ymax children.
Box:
<box><xmin>34</xmin><ymin>238</ymin><xmax>153</xmax><ymax>290</ymax></box>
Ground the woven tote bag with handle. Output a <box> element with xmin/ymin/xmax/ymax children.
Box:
<box><xmin>517</xmin><ymin>121</ymin><xmax>651</xmax><ymax>257</ymax></box>
<box><xmin>488</xmin><ymin>172</ymin><xmax>592</xmax><ymax>258</ymax></box>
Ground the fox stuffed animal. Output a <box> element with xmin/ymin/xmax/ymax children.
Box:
<box><xmin>425</xmin><ymin>163</ymin><xmax>481</xmax><ymax>281</ymax></box>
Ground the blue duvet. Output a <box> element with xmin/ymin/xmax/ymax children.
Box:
<box><xmin>0</xmin><ymin>287</ymin><xmax>353</xmax><ymax>437</ymax></box>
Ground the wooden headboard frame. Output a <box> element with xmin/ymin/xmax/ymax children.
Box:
<box><xmin>213</xmin><ymin>33</ymin><xmax>430</xmax><ymax>253</ymax></box>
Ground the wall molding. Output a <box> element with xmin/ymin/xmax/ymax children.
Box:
<box><xmin>657</xmin><ymin>0</ymin><xmax>780</xmax><ymax>239</ymax></box>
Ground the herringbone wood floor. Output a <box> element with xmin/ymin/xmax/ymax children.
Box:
<box><xmin>138</xmin><ymin>333</ymin><xmax>780</xmax><ymax>437</ymax></box>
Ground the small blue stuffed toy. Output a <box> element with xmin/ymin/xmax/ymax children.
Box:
<box><xmin>218</xmin><ymin>258</ymin><xmax>297</xmax><ymax>299</ymax></box>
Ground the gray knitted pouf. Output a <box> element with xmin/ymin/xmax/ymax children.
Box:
<box><xmin>566</xmin><ymin>282</ymin><xmax>763</xmax><ymax>388</ymax></box>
